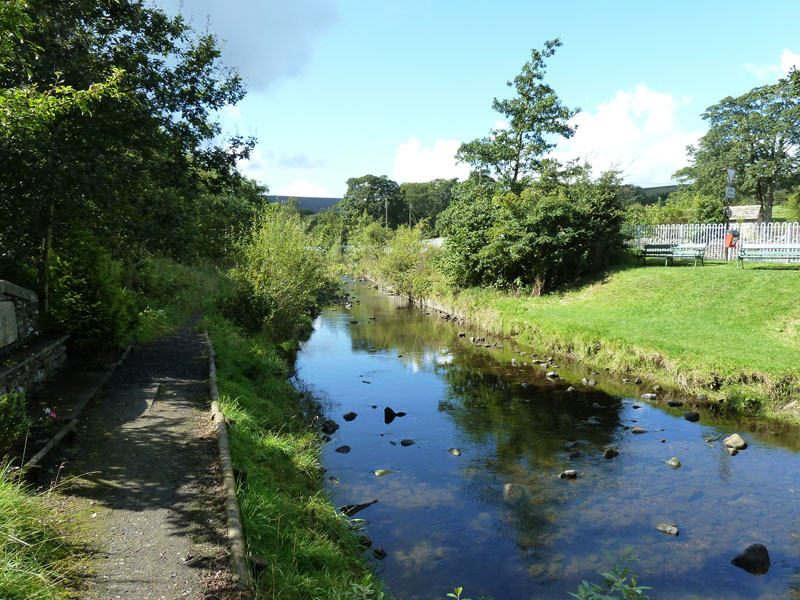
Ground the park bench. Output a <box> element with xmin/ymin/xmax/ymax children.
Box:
<box><xmin>638</xmin><ymin>243</ymin><xmax>706</xmax><ymax>267</ymax></box>
<box><xmin>736</xmin><ymin>243</ymin><xmax>800</xmax><ymax>268</ymax></box>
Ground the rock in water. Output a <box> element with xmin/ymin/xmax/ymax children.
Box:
<box><xmin>667</xmin><ymin>400</ymin><xmax>683</xmax><ymax>407</ymax></box>
<box><xmin>731</xmin><ymin>543</ymin><xmax>770</xmax><ymax>575</ymax></box>
<box><xmin>373</xmin><ymin>547</ymin><xmax>388</xmax><ymax>560</ymax></box>
<box><xmin>641</xmin><ymin>393</ymin><xmax>657</xmax><ymax>401</ymax></box>
<box><xmin>503</xmin><ymin>483</ymin><xmax>524</xmax><ymax>500</ymax></box>
<box><xmin>373</xmin><ymin>469</ymin><xmax>393</xmax><ymax>477</ymax></box>
<box><xmin>335</xmin><ymin>445</ymin><xmax>351</xmax><ymax>454</ymax></box>
<box><xmin>339</xmin><ymin>499</ymin><xmax>378</xmax><ymax>516</ymax></box>
<box><xmin>632</xmin><ymin>426</ymin><xmax>648</xmax><ymax>434</ymax></box>
<box><xmin>657</xmin><ymin>523</ymin><xmax>679</xmax><ymax>536</ymax></box>
<box><xmin>449</xmin><ymin>448</ymin><xmax>462</xmax><ymax>456</ymax></box>
<box><xmin>684</xmin><ymin>411</ymin><xmax>700</xmax><ymax>422</ymax></box>
<box><xmin>723</xmin><ymin>433</ymin><xmax>748</xmax><ymax>450</ymax></box>
<box><xmin>343</xmin><ymin>412</ymin><xmax>358</xmax><ymax>422</ymax></box>
<box><xmin>666</xmin><ymin>457</ymin><xmax>682</xmax><ymax>469</ymax></box>
<box><xmin>320</xmin><ymin>419</ymin><xmax>339</xmax><ymax>435</ymax></box>
<box><xmin>602</xmin><ymin>447</ymin><xmax>619</xmax><ymax>459</ymax></box>
<box><xmin>559</xmin><ymin>470</ymin><xmax>577</xmax><ymax>480</ymax></box>
<box><xmin>400</xmin><ymin>439</ymin><xmax>415</xmax><ymax>447</ymax></box>
<box><xmin>384</xmin><ymin>407</ymin><xmax>397</xmax><ymax>424</ymax></box>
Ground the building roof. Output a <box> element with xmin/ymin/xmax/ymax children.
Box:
<box><xmin>268</xmin><ymin>195</ymin><xmax>341</xmax><ymax>213</ymax></box>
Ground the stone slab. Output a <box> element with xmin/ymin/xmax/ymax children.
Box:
<box><xmin>0</xmin><ymin>301</ymin><xmax>17</xmax><ymax>347</ymax></box>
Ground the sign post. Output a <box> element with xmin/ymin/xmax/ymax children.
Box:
<box><xmin>724</xmin><ymin>168</ymin><xmax>736</xmax><ymax>261</ymax></box>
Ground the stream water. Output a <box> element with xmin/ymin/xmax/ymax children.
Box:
<box><xmin>296</xmin><ymin>280</ymin><xmax>800</xmax><ymax>600</ymax></box>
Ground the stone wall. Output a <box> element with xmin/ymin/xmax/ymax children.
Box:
<box><xmin>0</xmin><ymin>280</ymin><xmax>40</xmax><ymax>358</ymax></box>
<box><xmin>0</xmin><ymin>336</ymin><xmax>68</xmax><ymax>397</ymax></box>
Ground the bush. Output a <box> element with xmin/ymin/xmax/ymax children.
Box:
<box><xmin>376</xmin><ymin>224</ymin><xmax>441</xmax><ymax>298</ymax></box>
<box><xmin>47</xmin><ymin>231</ymin><xmax>136</xmax><ymax>349</ymax></box>
<box><xmin>219</xmin><ymin>205</ymin><xmax>335</xmax><ymax>338</ymax></box>
<box><xmin>789</xmin><ymin>188</ymin><xmax>800</xmax><ymax>222</ymax></box>
<box><xmin>0</xmin><ymin>390</ymin><xmax>30</xmax><ymax>455</ymax></box>
<box><xmin>439</xmin><ymin>171</ymin><xmax>627</xmax><ymax>294</ymax></box>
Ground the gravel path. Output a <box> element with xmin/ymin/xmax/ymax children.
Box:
<box><xmin>46</xmin><ymin>317</ymin><xmax>243</xmax><ymax>599</ymax></box>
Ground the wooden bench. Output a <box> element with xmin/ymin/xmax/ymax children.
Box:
<box><xmin>638</xmin><ymin>243</ymin><xmax>706</xmax><ymax>267</ymax></box>
<box><xmin>737</xmin><ymin>243</ymin><xmax>800</xmax><ymax>268</ymax></box>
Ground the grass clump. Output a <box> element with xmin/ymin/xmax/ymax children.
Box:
<box><xmin>205</xmin><ymin>311</ymin><xmax>383</xmax><ymax>600</ymax></box>
<box><xmin>0</xmin><ymin>464</ymin><xmax>73</xmax><ymax>600</ymax></box>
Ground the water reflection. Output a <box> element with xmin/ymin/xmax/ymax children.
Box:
<box><xmin>297</xmin><ymin>281</ymin><xmax>800</xmax><ymax>600</ymax></box>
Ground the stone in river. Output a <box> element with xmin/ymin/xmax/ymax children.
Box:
<box><xmin>656</xmin><ymin>523</ymin><xmax>679</xmax><ymax>536</ymax></box>
<box><xmin>503</xmin><ymin>483</ymin><xmax>524</xmax><ymax>500</ymax></box>
<box><xmin>684</xmin><ymin>411</ymin><xmax>700</xmax><ymax>422</ymax></box>
<box><xmin>449</xmin><ymin>448</ymin><xmax>462</xmax><ymax>456</ymax></box>
<box><xmin>723</xmin><ymin>433</ymin><xmax>748</xmax><ymax>450</ymax></box>
<box><xmin>731</xmin><ymin>543</ymin><xmax>770</xmax><ymax>575</ymax></box>
<box><xmin>343</xmin><ymin>412</ymin><xmax>358</xmax><ymax>422</ymax></box>
<box><xmin>703</xmin><ymin>434</ymin><xmax>721</xmax><ymax>443</ymax></box>
<box><xmin>400</xmin><ymin>439</ymin><xmax>415</xmax><ymax>447</ymax></box>
<box><xmin>726</xmin><ymin>447</ymin><xmax>739</xmax><ymax>456</ymax></box>
<box><xmin>335</xmin><ymin>445</ymin><xmax>351</xmax><ymax>454</ymax></box>
<box><xmin>602</xmin><ymin>447</ymin><xmax>619</xmax><ymax>459</ymax></box>
<box><xmin>320</xmin><ymin>419</ymin><xmax>339</xmax><ymax>435</ymax></box>
<box><xmin>641</xmin><ymin>393</ymin><xmax>657</xmax><ymax>401</ymax></box>
<box><xmin>666</xmin><ymin>457</ymin><xmax>682</xmax><ymax>468</ymax></box>
<box><xmin>667</xmin><ymin>400</ymin><xmax>683</xmax><ymax>407</ymax></box>
<box><xmin>373</xmin><ymin>469</ymin><xmax>393</xmax><ymax>477</ymax></box>
<box><xmin>559</xmin><ymin>470</ymin><xmax>577</xmax><ymax>480</ymax></box>
<box><xmin>632</xmin><ymin>426</ymin><xmax>647</xmax><ymax>434</ymax></box>
<box><xmin>373</xmin><ymin>547</ymin><xmax>388</xmax><ymax>560</ymax></box>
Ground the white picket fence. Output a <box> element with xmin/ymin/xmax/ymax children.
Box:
<box><xmin>625</xmin><ymin>222</ymin><xmax>800</xmax><ymax>261</ymax></box>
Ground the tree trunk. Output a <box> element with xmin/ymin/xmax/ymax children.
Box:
<box><xmin>763</xmin><ymin>181</ymin><xmax>775</xmax><ymax>223</ymax></box>
<box><xmin>38</xmin><ymin>195</ymin><xmax>55</xmax><ymax>315</ymax></box>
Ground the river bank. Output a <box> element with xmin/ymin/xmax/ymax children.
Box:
<box><xmin>367</xmin><ymin>260</ymin><xmax>800</xmax><ymax>422</ymax></box>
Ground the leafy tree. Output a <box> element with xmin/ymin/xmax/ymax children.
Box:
<box><xmin>339</xmin><ymin>175</ymin><xmax>404</xmax><ymax>228</ymax></box>
<box><xmin>456</xmin><ymin>39</ymin><xmax>577</xmax><ymax>194</ymax></box>
<box><xmin>0</xmin><ymin>0</ymin><xmax>252</xmax><ymax>310</ymax></box>
<box><xmin>788</xmin><ymin>188</ymin><xmax>800</xmax><ymax>222</ymax></box>
<box><xmin>675</xmin><ymin>77</ymin><xmax>800</xmax><ymax>222</ymax></box>
<box><xmin>399</xmin><ymin>178</ymin><xmax>457</xmax><ymax>233</ymax></box>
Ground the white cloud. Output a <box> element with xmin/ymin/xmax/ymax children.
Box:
<box><xmin>550</xmin><ymin>85</ymin><xmax>704</xmax><ymax>187</ymax></box>
<box><xmin>742</xmin><ymin>48</ymin><xmax>800</xmax><ymax>81</ymax></box>
<box><xmin>277</xmin><ymin>178</ymin><xmax>331</xmax><ymax>197</ymax></box>
<box><xmin>392</xmin><ymin>137</ymin><xmax>471</xmax><ymax>183</ymax></box>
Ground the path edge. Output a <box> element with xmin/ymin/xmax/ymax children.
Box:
<box><xmin>205</xmin><ymin>331</ymin><xmax>253</xmax><ymax>597</ymax></box>
<box><xmin>23</xmin><ymin>344</ymin><xmax>133</xmax><ymax>478</ymax></box>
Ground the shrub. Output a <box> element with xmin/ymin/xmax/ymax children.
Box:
<box><xmin>219</xmin><ymin>205</ymin><xmax>335</xmax><ymax>338</ymax></box>
<box><xmin>47</xmin><ymin>231</ymin><xmax>136</xmax><ymax>349</ymax></box>
<box><xmin>0</xmin><ymin>390</ymin><xmax>30</xmax><ymax>455</ymax></box>
<box><xmin>788</xmin><ymin>188</ymin><xmax>800</xmax><ymax>222</ymax></box>
<box><xmin>376</xmin><ymin>224</ymin><xmax>441</xmax><ymax>298</ymax></box>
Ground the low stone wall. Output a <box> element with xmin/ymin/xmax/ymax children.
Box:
<box><xmin>0</xmin><ymin>280</ymin><xmax>40</xmax><ymax>358</ymax></box>
<box><xmin>0</xmin><ymin>335</ymin><xmax>69</xmax><ymax>397</ymax></box>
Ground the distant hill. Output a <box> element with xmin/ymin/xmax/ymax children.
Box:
<box><xmin>268</xmin><ymin>195</ymin><xmax>341</xmax><ymax>213</ymax></box>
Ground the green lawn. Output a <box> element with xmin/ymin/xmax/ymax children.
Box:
<box><xmin>442</xmin><ymin>260</ymin><xmax>800</xmax><ymax>412</ymax></box>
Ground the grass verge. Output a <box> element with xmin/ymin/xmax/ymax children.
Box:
<box><xmin>0</xmin><ymin>464</ymin><xmax>73</xmax><ymax>600</ymax></box>
<box><xmin>204</xmin><ymin>311</ymin><xmax>383</xmax><ymax>600</ymax></box>
<box><xmin>407</xmin><ymin>260</ymin><xmax>800</xmax><ymax>418</ymax></box>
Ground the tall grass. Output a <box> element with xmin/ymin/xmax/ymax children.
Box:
<box><xmin>205</xmin><ymin>312</ymin><xmax>383</xmax><ymax>599</ymax></box>
<box><xmin>0</xmin><ymin>464</ymin><xmax>73</xmax><ymax>600</ymax></box>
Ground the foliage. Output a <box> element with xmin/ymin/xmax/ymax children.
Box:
<box><xmin>340</xmin><ymin>175</ymin><xmax>405</xmax><ymax>228</ymax></box>
<box><xmin>0</xmin><ymin>391</ymin><xmax>30</xmax><ymax>455</ymax></box>
<box><xmin>675</xmin><ymin>76</ymin><xmax>800</xmax><ymax>222</ymax></box>
<box><xmin>456</xmin><ymin>39</ymin><xmax>577</xmax><ymax>194</ymax></box>
<box><xmin>219</xmin><ymin>205</ymin><xmax>335</xmax><ymax>338</ymax></box>
<box><xmin>0</xmin><ymin>463</ymin><xmax>73</xmax><ymax>599</ymax></box>
<box><xmin>400</xmin><ymin>178</ymin><xmax>457</xmax><ymax>233</ymax></box>
<box><xmin>376</xmin><ymin>225</ymin><xmax>442</xmax><ymax>298</ymax></box>
<box><xmin>625</xmin><ymin>188</ymin><xmax>724</xmax><ymax>224</ymax></box>
<box><xmin>570</xmin><ymin>548</ymin><xmax>650</xmax><ymax>599</ymax></box>
<box><xmin>439</xmin><ymin>169</ymin><xmax>627</xmax><ymax>293</ymax></box>
<box><xmin>788</xmin><ymin>188</ymin><xmax>800</xmax><ymax>222</ymax></box>
<box><xmin>46</xmin><ymin>231</ymin><xmax>136</xmax><ymax>350</ymax></box>
<box><xmin>344</xmin><ymin>213</ymin><xmax>391</xmax><ymax>278</ymax></box>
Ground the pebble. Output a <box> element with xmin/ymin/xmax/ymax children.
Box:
<box><xmin>666</xmin><ymin>457</ymin><xmax>682</xmax><ymax>469</ymax></box>
<box><xmin>559</xmin><ymin>470</ymin><xmax>577</xmax><ymax>480</ymax></box>
<box><xmin>657</xmin><ymin>523</ymin><xmax>679</xmax><ymax>536</ymax></box>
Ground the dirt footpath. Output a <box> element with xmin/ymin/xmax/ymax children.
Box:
<box><xmin>45</xmin><ymin>318</ymin><xmax>243</xmax><ymax>599</ymax></box>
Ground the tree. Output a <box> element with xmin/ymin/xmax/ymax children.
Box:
<box><xmin>399</xmin><ymin>178</ymin><xmax>457</xmax><ymax>233</ymax></box>
<box><xmin>0</xmin><ymin>1</ymin><xmax>252</xmax><ymax>310</ymax></box>
<box><xmin>456</xmin><ymin>39</ymin><xmax>577</xmax><ymax>194</ymax></box>
<box><xmin>339</xmin><ymin>175</ymin><xmax>404</xmax><ymax>228</ymax></box>
<box><xmin>675</xmin><ymin>77</ymin><xmax>800</xmax><ymax>222</ymax></box>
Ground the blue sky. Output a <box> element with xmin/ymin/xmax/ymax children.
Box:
<box><xmin>159</xmin><ymin>1</ymin><xmax>800</xmax><ymax>197</ymax></box>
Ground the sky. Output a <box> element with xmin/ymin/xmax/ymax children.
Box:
<box><xmin>158</xmin><ymin>1</ymin><xmax>800</xmax><ymax>198</ymax></box>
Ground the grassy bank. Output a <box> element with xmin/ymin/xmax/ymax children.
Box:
<box><xmin>404</xmin><ymin>260</ymin><xmax>800</xmax><ymax>417</ymax></box>
<box><xmin>204</xmin><ymin>312</ymin><xmax>383</xmax><ymax>599</ymax></box>
<box><xmin>0</xmin><ymin>465</ymin><xmax>73</xmax><ymax>600</ymax></box>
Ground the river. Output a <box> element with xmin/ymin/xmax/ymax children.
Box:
<box><xmin>295</xmin><ymin>279</ymin><xmax>800</xmax><ymax>600</ymax></box>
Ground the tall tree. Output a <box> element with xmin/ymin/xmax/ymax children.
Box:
<box><xmin>675</xmin><ymin>77</ymin><xmax>800</xmax><ymax>222</ymax></box>
<box><xmin>0</xmin><ymin>0</ymin><xmax>252</xmax><ymax>309</ymax></box>
<box><xmin>339</xmin><ymin>175</ymin><xmax>404</xmax><ymax>228</ymax></box>
<box><xmin>456</xmin><ymin>39</ymin><xmax>577</xmax><ymax>195</ymax></box>
<box><xmin>400</xmin><ymin>178</ymin><xmax>456</xmax><ymax>233</ymax></box>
